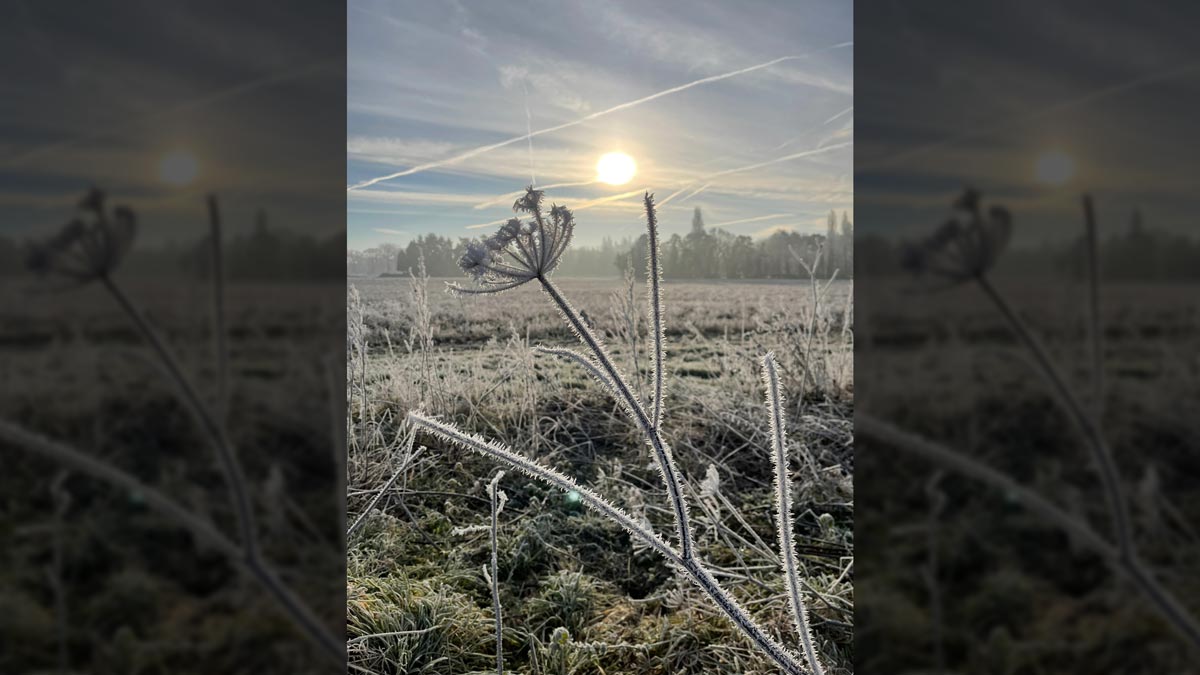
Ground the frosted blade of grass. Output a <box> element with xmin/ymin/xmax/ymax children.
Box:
<box><xmin>346</xmin><ymin>424</ymin><xmax>418</xmax><ymax>539</ymax></box>
<box><xmin>644</xmin><ymin>193</ymin><xmax>666</xmax><ymax>430</ymax></box>
<box><xmin>762</xmin><ymin>353</ymin><xmax>824</xmax><ymax>675</ymax></box>
<box><xmin>487</xmin><ymin>470</ymin><xmax>507</xmax><ymax>675</ymax></box>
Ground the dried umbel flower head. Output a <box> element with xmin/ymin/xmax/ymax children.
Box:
<box><xmin>452</xmin><ymin>186</ymin><xmax>575</xmax><ymax>294</ymax></box>
<box><xmin>25</xmin><ymin>188</ymin><xmax>137</xmax><ymax>284</ymax></box>
<box><xmin>901</xmin><ymin>187</ymin><xmax>1012</xmax><ymax>286</ymax></box>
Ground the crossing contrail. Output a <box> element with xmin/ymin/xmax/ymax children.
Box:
<box><xmin>472</xmin><ymin>180</ymin><xmax>596</xmax><ymax>210</ymax></box>
<box><xmin>465</xmin><ymin>187</ymin><xmax>644</xmax><ymax>229</ymax></box>
<box><xmin>347</xmin><ymin>43</ymin><xmax>852</xmax><ymax>191</ymax></box>
<box><xmin>708</xmin><ymin>213</ymin><xmax>794</xmax><ymax>228</ymax></box>
<box><xmin>658</xmin><ymin>140</ymin><xmax>852</xmax><ymax>206</ymax></box>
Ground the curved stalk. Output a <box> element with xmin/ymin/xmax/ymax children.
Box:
<box><xmin>538</xmin><ymin>275</ymin><xmax>695</xmax><ymax>561</ymax></box>
<box><xmin>975</xmin><ymin>276</ymin><xmax>1132</xmax><ymax>560</ymax></box>
<box><xmin>407</xmin><ymin>413</ymin><xmax>807</xmax><ymax>675</ymax></box>
<box><xmin>102</xmin><ymin>275</ymin><xmax>259</xmax><ymax>560</ymax></box>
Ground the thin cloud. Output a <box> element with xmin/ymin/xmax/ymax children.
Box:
<box><xmin>347</xmin><ymin>45</ymin><xmax>851</xmax><ymax>191</ymax></box>
<box><xmin>708</xmin><ymin>213</ymin><xmax>794</xmax><ymax>229</ymax></box>
<box><xmin>659</xmin><ymin>141</ymin><xmax>852</xmax><ymax>206</ymax></box>
<box><xmin>465</xmin><ymin>187</ymin><xmax>645</xmax><ymax>229</ymax></box>
<box><xmin>472</xmin><ymin>180</ymin><xmax>597</xmax><ymax>210</ymax></box>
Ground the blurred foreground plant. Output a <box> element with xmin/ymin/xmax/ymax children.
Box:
<box><xmin>4</xmin><ymin>189</ymin><xmax>342</xmax><ymax>663</ymax></box>
<box><xmin>409</xmin><ymin>188</ymin><xmax>826</xmax><ymax>675</ymax></box>
<box><xmin>863</xmin><ymin>188</ymin><xmax>1200</xmax><ymax>650</ymax></box>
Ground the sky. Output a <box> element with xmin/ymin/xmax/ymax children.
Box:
<box><xmin>347</xmin><ymin>0</ymin><xmax>853</xmax><ymax>251</ymax></box>
<box><xmin>0</xmin><ymin>1</ymin><xmax>345</xmax><ymax>246</ymax></box>
<box><xmin>855</xmin><ymin>0</ymin><xmax>1200</xmax><ymax>244</ymax></box>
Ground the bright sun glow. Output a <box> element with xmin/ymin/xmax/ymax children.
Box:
<box><xmin>1034</xmin><ymin>150</ymin><xmax>1075</xmax><ymax>186</ymax></box>
<box><xmin>596</xmin><ymin>152</ymin><xmax>637</xmax><ymax>186</ymax></box>
<box><xmin>159</xmin><ymin>150</ymin><xmax>199</xmax><ymax>187</ymax></box>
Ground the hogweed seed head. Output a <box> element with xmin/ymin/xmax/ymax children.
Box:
<box><xmin>451</xmin><ymin>186</ymin><xmax>575</xmax><ymax>295</ymax></box>
<box><xmin>26</xmin><ymin>188</ymin><xmax>137</xmax><ymax>285</ymax></box>
<box><xmin>901</xmin><ymin>187</ymin><xmax>1011</xmax><ymax>287</ymax></box>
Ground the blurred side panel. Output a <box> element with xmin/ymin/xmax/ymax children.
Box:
<box><xmin>0</xmin><ymin>1</ymin><xmax>345</xmax><ymax>672</ymax></box>
<box><xmin>855</xmin><ymin>1</ymin><xmax>1200</xmax><ymax>672</ymax></box>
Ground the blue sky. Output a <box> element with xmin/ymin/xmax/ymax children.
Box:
<box><xmin>855</xmin><ymin>1</ymin><xmax>1200</xmax><ymax>242</ymax></box>
<box><xmin>347</xmin><ymin>0</ymin><xmax>853</xmax><ymax>250</ymax></box>
<box><xmin>1</xmin><ymin>2</ymin><xmax>344</xmax><ymax>245</ymax></box>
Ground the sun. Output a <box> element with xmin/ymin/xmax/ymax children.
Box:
<box><xmin>596</xmin><ymin>151</ymin><xmax>637</xmax><ymax>186</ymax></box>
<box><xmin>1033</xmin><ymin>149</ymin><xmax>1075</xmax><ymax>186</ymax></box>
<box><xmin>159</xmin><ymin>150</ymin><xmax>199</xmax><ymax>187</ymax></box>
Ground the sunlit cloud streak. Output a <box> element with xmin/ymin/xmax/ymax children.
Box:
<box><xmin>347</xmin><ymin>45</ymin><xmax>852</xmax><ymax>191</ymax></box>
<box><xmin>659</xmin><ymin>141</ymin><xmax>853</xmax><ymax>207</ymax></box>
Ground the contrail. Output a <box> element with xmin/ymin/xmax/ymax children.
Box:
<box><xmin>823</xmin><ymin>106</ymin><xmax>853</xmax><ymax>125</ymax></box>
<box><xmin>347</xmin><ymin>43</ymin><xmax>853</xmax><ymax>191</ymax></box>
<box><xmin>472</xmin><ymin>180</ymin><xmax>596</xmax><ymax>210</ymax></box>
<box><xmin>522</xmin><ymin>79</ymin><xmax>536</xmax><ymax>185</ymax></box>
<box><xmin>465</xmin><ymin>187</ymin><xmax>644</xmax><ymax>229</ymax></box>
<box><xmin>659</xmin><ymin>140</ymin><xmax>852</xmax><ymax>206</ymax></box>
<box><xmin>5</xmin><ymin>60</ymin><xmax>335</xmax><ymax>168</ymax></box>
<box><xmin>708</xmin><ymin>213</ymin><xmax>794</xmax><ymax>228</ymax></box>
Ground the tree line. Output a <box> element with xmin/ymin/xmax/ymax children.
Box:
<box><xmin>857</xmin><ymin>208</ymin><xmax>1200</xmax><ymax>281</ymax></box>
<box><xmin>0</xmin><ymin>210</ymin><xmax>343</xmax><ymax>280</ymax></box>
<box><xmin>364</xmin><ymin>207</ymin><xmax>856</xmax><ymax>280</ymax></box>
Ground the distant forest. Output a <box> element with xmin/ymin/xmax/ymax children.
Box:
<box><xmin>0</xmin><ymin>210</ymin><xmax>343</xmax><ymax>280</ymax></box>
<box><xmin>858</xmin><ymin>208</ymin><xmax>1200</xmax><ymax>281</ymax></box>
<box><xmin>351</xmin><ymin>207</ymin><xmax>857</xmax><ymax>280</ymax></box>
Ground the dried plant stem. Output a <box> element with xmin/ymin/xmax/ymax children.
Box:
<box><xmin>975</xmin><ymin>275</ymin><xmax>1132</xmax><ymax>559</ymax></box>
<box><xmin>0</xmin><ymin>419</ymin><xmax>344</xmax><ymax>663</ymax></box>
<box><xmin>407</xmin><ymin>413</ymin><xmax>808</xmax><ymax>675</ymax></box>
<box><xmin>538</xmin><ymin>275</ymin><xmax>694</xmax><ymax>560</ymax></box>
<box><xmin>206</xmin><ymin>194</ymin><xmax>228</xmax><ymax>422</ymax></box>
<box><xmin>1082</xmin><ymin>194</ymin><xmax>1103</xmax><ymax>418</ymax></box>
<box><xmin>101</xmin><ymin>274</ymin><xmax>258</xmax><ymax>559</ymax></box>
<box><xmin>346</xmin><ymin>425</ymin><xmax>417</xmax><ymax>538</ymax></box>
<box><xmin>487</xmin><ymin>471</ymin><xmax>507</xmax><ymax>675</ymax></box>
<box><xmin>857</xmin><ymin>414</ymin><xmax>1200</xmax><ymax>649</ymax></box>
<box><xmin>644</xmin><ymin>193</ymin><xmax>666</xmax><ymax>430</ymax></box>
<box><xmin>762</xmin><ymin>353</ymin><xmax>824</xmax><ymax>675</ymax></box>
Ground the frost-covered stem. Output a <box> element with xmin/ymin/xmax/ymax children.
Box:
<box><xmin>1082</xmin><ymin>194</ymin><xmax>1103</xmax><ymax>418</ymax></box>
<box><xmin>407</xmin><ymin>413</ymin><xmax>807</xmax><ymax>675</ymax></box>
<box><xmin>408</xmin><ymin>413</ymin><xmax>681</xmax><ymax>563</ymax></box>
<box><xmin>644</xmin><ymin>193</ymin><xmax>666</xmax><ymax>430</ymax></box>
<box><xmin>0</xmin><ymin>419</ymin><xmax>344</xmax><ymax>663</ymax></box>
<box><xmin>538</xmin><ymin>275</ymin><xmax>694</xmax><ymax>560</ymax></box>
<box><xmin>206</xmin><ymin>194</ymin><xmax>228</xmax><ymax>423</ymax></box>
<box><xmin>346</xmin><ymin>426</ymin><xmax>417</xmax><ymax>538</ymax></box>
<box><xmin>101</xmin><ymin>275</ymin><xmax>258</xmax><ymax>561</ymax></box>
<box><xmin>488</xmin><ymin>471</ymin><xmax>506</xmax><ymax>675</ymax></box>
<box><xmin>762</xmin><ymin>353</ymin><xmax>824</xmax><ymax>675</ymax></box>
<box><xmin>532</xmin><ymin>346</ymin><xmax>617</xmax><ymax>392</ymax></box>
<box><xmin>975</xmin><ymin>276</ymin><xmax>1132</xmax><ymax>560</ymax></box>
<box><xmin>858</xmin><ymin>414</ymin><xmax>1200</xmax><ymax>650</ymax></box>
